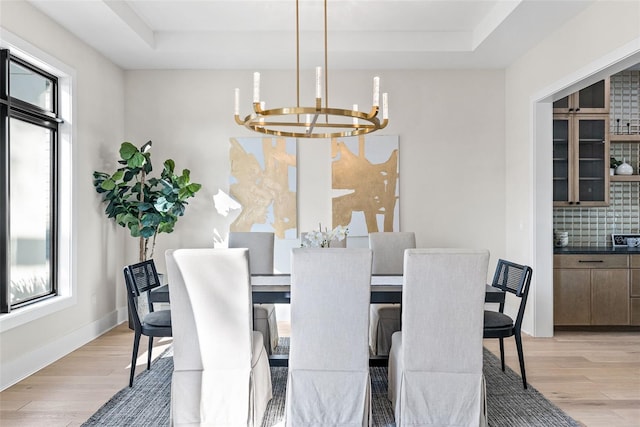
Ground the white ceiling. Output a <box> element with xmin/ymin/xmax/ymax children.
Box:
<box><xmin>27</xmin><ymin>0</ymin><xmax>596</xmax><ymax>70</ymax></box>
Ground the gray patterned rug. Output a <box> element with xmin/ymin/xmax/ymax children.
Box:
<box><xmin>83</xmin><ymin>339</ymin><xmax>579</xmax><ymax>426</ymax></box>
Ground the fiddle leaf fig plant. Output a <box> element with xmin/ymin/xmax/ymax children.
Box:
<box><xmin>93</xmin><ymin>141</ymin><xmax>201</xmax><ymax>261</ymax></box>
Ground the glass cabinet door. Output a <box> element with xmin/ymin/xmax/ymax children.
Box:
<box><xmin>553</xmin><ymin>96</ymin><xmax>570</xmax><ymax>112</ymax></box>
<box><xmin>553</xmin><ymin>79</ymin><xmax>609</xmax><ymax>114</ymax></box>
<box><xmin>576</xmin><ymin>80</ymin><xmax>608</xmax><ymax>112</ymax></box>
<box><xmin>576</xmin><ymin>116</ymin><xmax>609</xmax><ymax>204</ymax></box>
<box><xmin>553</xmin><ymin>114</ymin><xmax>609</xmax><ymax>206</ymax></box>
<box><xmin>553</xmin><ymin>118</ymin><xmax>570</xmax><ymax>203</ymax></box>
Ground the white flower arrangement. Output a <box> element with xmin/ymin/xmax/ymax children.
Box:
<box><xmin>302</xmin><ymin>223</ymin><xmax>349</xmax><ymax>248</ymax></box>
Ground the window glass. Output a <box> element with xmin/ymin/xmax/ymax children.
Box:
<box><xmin>9</xmin><ymin>118</ymin><xmax>53</xmax><ymax>304</ymax></box>
<box><xmin>9</xmin><ymin>61</ymin><xmax>54</xmax><ymax>112</ymax></box>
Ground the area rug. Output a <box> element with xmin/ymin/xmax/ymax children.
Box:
<box><xmin>83</xmin><ymin>339</ymin><xmax>580</xmax><ymax>426</ymax></box>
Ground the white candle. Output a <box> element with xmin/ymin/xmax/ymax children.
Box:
<box><xmin>260</xmin><ymin>101</ymin><xmax>265</xmax><ymax>111</ymax></box>
<box><xmin>306</xmin><ymin>114</ymin><xmax>311</xmax><ymax>125</ymax></box>
<box><xmin>353</xmin><ymin>104</ymin><xmax>358</xmax><ymax>126</ymax></box>
<box><xmin>373</xmin><ymin>76</ymin><xmax>380</xmax><ymax>107</ymax></box>
<box><xmin>382</xmin><ymin>93</ymin><xmax>388</xmax><ymax>120</ymax></box>
<box><xmin>316</xmin><ymin>66</ymin><xmax>322</xmax><ymax>99</ymax></box>
<box><xmin>253</xmin><ymin>72</ymin><xmax>260</xmax><ymax>103</ymax></box>
<box><xmin>234</xmin><ymin>88</ymin><xmax>240</xmax><ymax>115</ymax></box>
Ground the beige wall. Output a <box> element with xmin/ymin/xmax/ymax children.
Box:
<box><xmin>123</xmin><ymin>69</ymin><xmax>507</xmax><ymax>275</ymax></box>
<box><xmin>504</xmin><ymin>0</ymin><xmax>640</xmax><ymax>336</ymax></box>
<box><xmin>0</xmin><ymin>1</ymin><xmax>126</xmax><ymax>388</ymax></box>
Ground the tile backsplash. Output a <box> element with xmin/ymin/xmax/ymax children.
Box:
<box><xmin>553</xmin><ymin>70</ymin><xmax>640</xmax><ymax>247</ymax></box>
<box><xmin>553</xmin><ymin>183</ymin><xmax>640</xmax><ymax>247</ymax></box>
<box><xmin>610</xmin><ymin>70</ymin><xmax>639</xmax><ymax>135</ymax></box>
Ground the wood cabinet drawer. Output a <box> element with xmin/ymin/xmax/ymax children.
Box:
<box><xmin>554</xmin><ymin>254</ymin><xmax>628</xmax><ymax>269</ymax></box>
<box><xmin>631</xmin><ymin>255</ymin><xmax>640</xmax><ymax>269</ymax></box>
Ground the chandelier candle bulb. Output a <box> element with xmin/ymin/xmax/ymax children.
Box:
<box><xmin>253</xmin><ymin>72</ymin><xmax>260</xmax><ymax>103</ymax></box>
<box><xmin>373</xmin><ymin>76</ymin><xmax>380</xmax><ymax>107</ymax></box>
<box><xmin>382</xmin><ymin>93</ymin><xmax>388</xmax><ymax>120</ymax></box>
<box><xmin>316</xmin><ymin>66</ymin><xmax>322</xmax><ymax>99</ymax></box>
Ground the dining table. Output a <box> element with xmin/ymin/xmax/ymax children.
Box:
<box><xmin>151</xmin><ymin>274</ymin><xmax>505</xmax><ymax>367</ymax></box>
<box><xmin>250</xmin><ymin>273</ymin><xmax>505</xmax><ymax>304</ymax></box>
<box><xmin>152</xmin><ymin>274</ymin><xmax>504</xmax><ymax>304</ymax></box>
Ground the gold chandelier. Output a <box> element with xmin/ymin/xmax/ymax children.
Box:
<box><xmin>234</xmin><ymin>0</ymin><xmax>388</xmax><ymax>139</ymax></box>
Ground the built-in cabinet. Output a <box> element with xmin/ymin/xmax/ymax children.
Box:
<box><xmin>552</xmin><ymin>74</ymin><xmax>640</xmax><ymax>328</ymax></box>
<box><xmin>553</xmin><ymin>79</ymin><xmax>610</xmax><ymax>207</ymax></box>
<box><xmin>553</xmin><ymin>79</ymin><xmax>610</xmax><ymax>114</ymax></box>
<box><xmin>554</xmin><ymin>254</ymin><xmax>631</xmax><ymax>326</ymax></box>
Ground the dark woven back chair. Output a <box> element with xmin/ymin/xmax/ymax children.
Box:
<box><xmin>123</xmin><ymin>260</ymin><xmax>172</xmax><ymax>387</ymax></box>
<box><xmin>483</xmin><ymin>259</ymin><xmax>533</xmax><ymax>389</ymax></box>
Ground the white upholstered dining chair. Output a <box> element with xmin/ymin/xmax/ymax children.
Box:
<box><xmin>286</xmin><ymin>248</ymin><xmax>372</xmax><ymax>426</ymax></box>
<box><xmin>165</xmin><ymin>248</ymin><xmax>272</xmax><ymax>427</ymax></box>
<box><xmin>388</xmin><ymin>248</ymin><xmax>489</xmax><ymax>427</ymax></box>
<box><xmin>228</xmin><ymin>231</ymin><xmax>279</xmax><ymax>355</ymax></box>
<box><xmin>368</xmin><ymin>231</ymin><xmax>416</xmax><ymax>356</ymax></box>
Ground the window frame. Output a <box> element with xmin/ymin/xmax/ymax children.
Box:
<box><xmin>0</xmin><ymin>30</ymin><xmax>75</xmax><ymax>333</ymax></box>
<box><xmin>1</xmin><ymin>49</ymin><xmax>61</xmax><ymax>312</ymax></box>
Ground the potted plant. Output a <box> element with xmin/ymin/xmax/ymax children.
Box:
<box><xmin>301</xmin><ymin>223</ymin><xmax>349</xmax><ymax>248</ymax></box>
<box><xmin>610</xmin><ymin>156</ymin><xmax>622</xmax><ymax>176</ymax></box>
<box><xmin>93</xmin><ymin>141</ymin><xmax>201</xmax><ymax>262</ymax></box>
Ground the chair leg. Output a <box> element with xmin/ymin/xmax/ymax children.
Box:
<box><xmin>514</xmin><ymin>331</ymin><xmax>527</xmax><ymax>389</ymax></box>
<box><xmin>499</xmin><ymin>337</ymin><xmax>505</xmax><ymax>372</ymax></box>
<box><xmin>130</xmin><ymin>331</ymin><xmax>141</xmax><ymax>387</ymax></box>
<box><xmin>147</xmin><ymin>336</ymin><xmax>154</xmax><ymax>370</ymax></box>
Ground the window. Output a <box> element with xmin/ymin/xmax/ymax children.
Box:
<box><xmin>1</xmin><ymin>49</ymin><xmax>60</xmax><ymax>312</ymax></box>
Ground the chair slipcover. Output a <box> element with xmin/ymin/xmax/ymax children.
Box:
<box><xmin>368</xmin><ymin>232</ymin><xmax>416</xmax><ymax>356</ymax></box>
<box><xmin>166</xmin><ymin>248</ymin><xmax>272</xmax><ymax>427</ymax></box>
<box><xmin>388</xmin><ymin>248</ymin><xmax>489</xmax><ymax>427</ymax></box>
<box><xmin>228</xmin><ymin>231</ymin><xmax>279</xmax><ymax>354</ymax></box>
<box><xmin>286</xmin><ymin>248</ymin><xmax>372</xmax><ymax>427</ymax></box>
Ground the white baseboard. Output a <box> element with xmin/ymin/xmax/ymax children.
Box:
<box><xmin>117</xmin><ymin>304</ymin><xmax>129</xmax><ymax>324</ymax></box>
<box><xmin>0</xmin><ymin>310</ymin><xmax>121</xmax><ymax>391</ymax></box>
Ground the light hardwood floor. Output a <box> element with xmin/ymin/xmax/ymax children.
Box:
<box><xmin>1</xmin><ymin>323</ymin><xmax>638</xmax><ymax>427</ymax></box>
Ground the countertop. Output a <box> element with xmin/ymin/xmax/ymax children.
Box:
<box><xmin>554</xmin><ymin>246</ymin><xmax>640</xmax><ymax>255</ymax></box>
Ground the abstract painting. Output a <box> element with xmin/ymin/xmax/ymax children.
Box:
<box><xmin>331</xmin><ymin>135</ymin><xmax>399</xmax><ymax>236</ymax></box>
<box><xmin>229</xmin><ymin>136</ymin><xmax>297</xmax><ymax>239</ymax></box>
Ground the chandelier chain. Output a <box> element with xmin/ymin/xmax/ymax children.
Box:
<box><xmin>234</xmin><ymin>0</ymin><xmax>389</xmax><ymax>139</ymax></box>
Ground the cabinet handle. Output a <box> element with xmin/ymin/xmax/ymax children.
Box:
<box><xmin>575</xmin><ymin>108</ymin><xmax>580</xmax><ymax>112</ymax></box>
<box><xmin>569</xmin><ymin>108</ymin><xmax>574</xmax><ymax>112</ymax></box>
<box><xmin>576</xmin><ymin>201</ymin><xmax>581</xmax><ymax>205</ymax></box>
<box><xmin>578</xmin><ymin>260</ymin><xmax>604</xmax><ymax>263</ymax></box>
